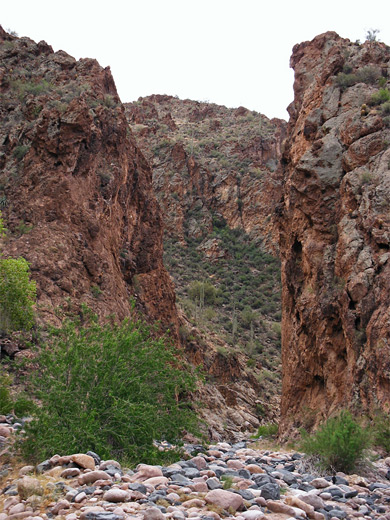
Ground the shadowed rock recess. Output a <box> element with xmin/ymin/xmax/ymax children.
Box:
<box><xmin>278</xmin><ymin>32</ymin><xmax>390</xmax><ymax>432</ymax></box>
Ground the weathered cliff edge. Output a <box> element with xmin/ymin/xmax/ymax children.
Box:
<box><xmin>0</xmin><ymin>26</ymin><xmax>178</xmax><ymax>332</ymax></box>
<box><xmin>278</xmin><ymin>32</ymin><xmax>390</xmax><ymax>431</ymax></box>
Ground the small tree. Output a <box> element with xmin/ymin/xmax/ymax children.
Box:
<box><xmin>21</xmin><ymin>313</ymin><xmax>199</xmax><ymax>464</ymax></box>
<box><xmin>0</xmin><ymin>257</ymin><xmax>36</xmax><ymax>331</ymax></box>
<box><xmin>0</xmin><ymin>211</ymin><xmax>36</xmax><ymax>332</ymax></box>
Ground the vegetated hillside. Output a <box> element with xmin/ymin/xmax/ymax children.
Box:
<box><xmin>278</xmin><ymin>32</ymin><xmax>390</xmax><ymax>433</ymax></box>
<box><xmin>125</xmin><ymin>96</ymin><xmax>286</xmax><ymax>413</ymax></box>
<box><xmin>0</xmin><ymin>27</ymin><xmax>178</xmax><ymax>337</ymax></box>
<box><xmin>125</xmin><ymin>95</ymin><xmax>286</xmax><ymax>245</ymax></box>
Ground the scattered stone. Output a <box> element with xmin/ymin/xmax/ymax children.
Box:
<box><xmin>285</xmin><ymin>495</ymin><xmax>315</xmax><ymax>516</ymax></box>
<box><xmin>81</xmin><ymin>513</ymin><xmax>123</xmax><ymax>520</ymax></box>
<box><xmin>103</xmin><ymin>489</ymin><xmax>130</xmax><ymax>502</ymax></box>
<box><xmin>132</xmin><ymin>464</ymin><xmax>163</xmax><ymax>481</ymax></box>
<box><xmin>299</xmin><ymin>494</ymin><xmax>325</xmax><ymax>510</ymax></box>
<box><xmin>258</xmin><ymin>482</ymin><xmax>280</xmax><ymax>500</ymax></box>
<box><xmin>75</xmin><ymin>491</ymin><xmax>87</xmax><ymax>502</ymax></box>
<box><xmin>206</xmin><ymin>477</ymin><xmax>223</xmax><ymax>490</ymax></box>
<box><xmin>241</xmin><ymin>512</ymin><xmax>264</xmax><ymax>520</ymax></box>
<box><xmin>18</xmin><ymin>465</ymin><xmax>35</xmax><ymax>476</ymax></box>
<box><xmin>17</xmin><ymin>476</ymin><xmax>44</xmax><ymax>499</ymax></box>
<box><xmin>141</xmin><ymin>507</ymin><xmax>165</xmax><ymax>519</ymax></box>
<box><xmin>2</xmin><ymin>436</ymin><xmax>390</xmax><ymax>520</ymax></box>
<box><xmin>9</xmin><ymin>503</ymin><xmax>26</xmax><ymax>514</ymax></box>
<box><xmin>61</xmin><ymin>468</ymin><xmax>81</xmax><ymax>478</ymax></box>
<box><xmin>311</xmin><ymin>478</ymin><xmax>331</xmax><ymax>489</ymax></box>
<box><xmin>205</xmin><ymin>489</ymin><xmax>244</xmax><ymax>512</ymax></box>
<box><xmin>190</xmin><ymin>456</ymin><xmax>208</xmax><ymax>470</ymax></box>
<box><xmin>78</xmin><ymin>470</ymin><xmax>112</xmax><ymax>485</ymax></box>
<box><xmin>246</xmin><ymin>464</ymin><xmax>265</xmax><ymax>474</ymax></box>
<box><xmin>100</xmin><ymin>459</ymin><xmax>121</xmax><ymax>470</ymax></box>
<box><xmin>0</xmin><ymin>425</ymin><xmax>11</xmax><ymax>437</ymax></box>
<box><xmin>87</xmin><ymin>451</ymin><xmax>102</xmax><ymax>465</ymax></box>
<box><xmin>266</xmin><ymin>500</ymin><xmax>296</xmax><ymax>516</ymax></box>
<box><xmin>71</xmin><ymin>453</ymin><xmax>96</xmax><ymax>470</ymax></box>
<box><xmin>36</xmin><ymin>459</ymin><xmax>51</xmax><ymax>473</ymax></box>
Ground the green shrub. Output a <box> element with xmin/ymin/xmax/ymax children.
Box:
<box><xmin>103</xmin><ymin>95</ymin><xmax>116</xmax><ymax>108</ymax></box>
<box><xmin>0</xmin><ymin>257</ymin><xmax>36</xmax><ymax>332</ymax></box>
<box><xmin>0</xmin><ymin>372</ymin><xmax>34</xmax><ymax>416</ymax></box>
<box><xmin>381</xmin><ymin>101</ymin><xmax>390</xmax><ymax>115</ymax></box>
<box><xmin>221</xmin><ymin>475</ymin><xmax>234</xmax><ymax>489</ymax></box>
<box><xmin>357</xmin><ymin>66</ymin><xmax>380</xmax><ymax>85</ymax></box>
<box><xmin>370</xmin><ymin>89</ymin><xmax>390</xmax><ymax>106</ymax></box>
<box><xmin>13</xmin><ymin>145</ymin><xmax>29</xmax><ymax>161</ymax></box>
<box><xmin>0</xmin><ymin>373</ymin><xmax>14</xmax><ymax>414</ymax></box>
<box><xmin>0</xmin><ymin>212</ymin><xmax>36</xmax><ymax>332</ymax></box>
<box><xmin>335</xmin><ymin>72</ymin><xmax>358</xmax><ymax>89</ymax></box>
<box><xmin>371</xmin><ymin>411</ymin><xmax>390</xmax><ymax>453</ymax></box>
<box><xmin>21</xmin><ymin>313</ymin><xmax>199</xmax><ymax>464</ymax></box>
<box><xmin>90</xmin><ymin>285</ymin><xmax>103</xmax><ymax>298</ymax></box>
<box><xmin>241</xmin><ymin>306</ymin><xmax>256</xmax><ymax>328</ymax></box>
<box><xmin>300</xmin><ymin>410</ymin><xmax>370</xmax><ymax>473</ymax></box>
<box><xmin>253</xmin><ymin>422</ymin><xmax>278</xmax><ymax>438</ymax></box>
<box><xmin>336</xmin><ymin>66</ymin><xmax>380</xmax><ymax>90</ymax></box>
<box><xmin>188</xmin><ymin>281</ymin><xmax>217</xmax><ymax>305</ymax></box>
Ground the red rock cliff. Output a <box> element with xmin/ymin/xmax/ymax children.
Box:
<box><xmin>278</xmin><ymin>32</ymin><xmax>390</xmax><ymax>430</ymax></box>
<box><xmin>0</xmin><ymin>27</ymin><xmax>178</xmax><ymax>332</ymax></box>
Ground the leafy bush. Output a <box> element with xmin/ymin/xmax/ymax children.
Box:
<box><xmin>13</xmin><ymin>145</ymin><xmax>29</xmax><ymax>161</ymax></box>
<box><xmin>0</xmin><ymin>212</ymin><xmax>36</xmax><ymax>332</ymax></box>
<box><xmin>21</xmin><ymin>313</ymin><xmax>199</xmax><ymax>464</ymax></box>
<box><xmin>335</xmin><ymin>73</ymin><xmax>358</xmax><ymax>89</ymax></box>
<box><xmin>371</xmin><ymin>411</ymin><xmax>390</xmax><ymax>453</ymax></box>
<box><xmin>381</xmin><ymin>101</ymin><xmax>390</xmax><ymax>115</ymax></box>
<box><xmin>335</xmin><ymin>66</ymin><xmax>380</xmax><ymax>90</ymax></box>
<box><xmin>221</xmin><ymin>475</ymin><xmax>234</xmax><ymax>489</ymax></box>
<box><xmin>0</xmin><ymin>373</ymin><xmax>14</xmax><ymax>414</ymax></box>
<box><xmin>370</xmin><ymin>88</ymin><xmax>390</xmax><ymax>106</ymax></box>
<box><xmin>0</xmin><ymin>372</ymin><xmax>35</xmax><ymax>416</ymax></box>
<box><xmin>300</xmin><ymin>410</ymin><xmax>370</xmax><ymax>473</ymax></box>
<box><xmin>188</xmin><ymin>281</ymin><xmax>217</xmax><ymax>305</ymax></box>
<box><xmin>0</xmin><ymin>257</ymin><xmax>36</xmax><ymax>332</ymax></box>
<box><xmin>241</xmin><ymin>306</ymin><xmax>256</xmax><ymax>328</ymax></box>
<box><xmin>253</xmin><ymin>422</ymin><xmax>278</xmax><ymax>438</ymax></box>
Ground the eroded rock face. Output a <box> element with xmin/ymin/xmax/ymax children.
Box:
<box><xmin>125</xmin><ymin>94</ymin><xmax>286</xmax><ymax>250</ymax></box>
<box><xmin>0</xmin><ymin>27</ymin><xmax>178</xmax><ymax>333</ymax></box>
<box><xmin>278</xmin><ymin>32</ymin><xmax>390</xmax><ymax>431</ymax></box>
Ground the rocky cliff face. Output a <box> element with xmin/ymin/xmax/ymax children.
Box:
<box><xmin>278</xmin><ymin>32</ymin><xmax>390</xmax><ymax>431</ymax></box>
<box><xmin>125</xmin><ymin>95</ymin><xmax>286</xmax><ymax>250</ymax></box>
<box><xmin>0</xmin><ymin>27</ymin><xmax>178</xmax><ymax>332</ymax></box>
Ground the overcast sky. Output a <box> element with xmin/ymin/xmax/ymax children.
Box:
<box><xmin>2</xmin><ymin>0</ymin><xmax>390</xmax><ymax>120</ymax></box>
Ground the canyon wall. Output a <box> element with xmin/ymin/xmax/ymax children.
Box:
<box><xmin>278</xmin><ymin>32</ymin><xmax>390</xmax><ymax>430</ymax></box>
<box><xmin>0</xmin><ymin>26</ymin><xmax>178</xmax><ymax>333</ymax></box>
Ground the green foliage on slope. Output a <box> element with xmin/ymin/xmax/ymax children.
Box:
<box><xmin>164</xmin><ymin>222</ymin><xmax>281</xmax><ymax>381</ymax></box>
